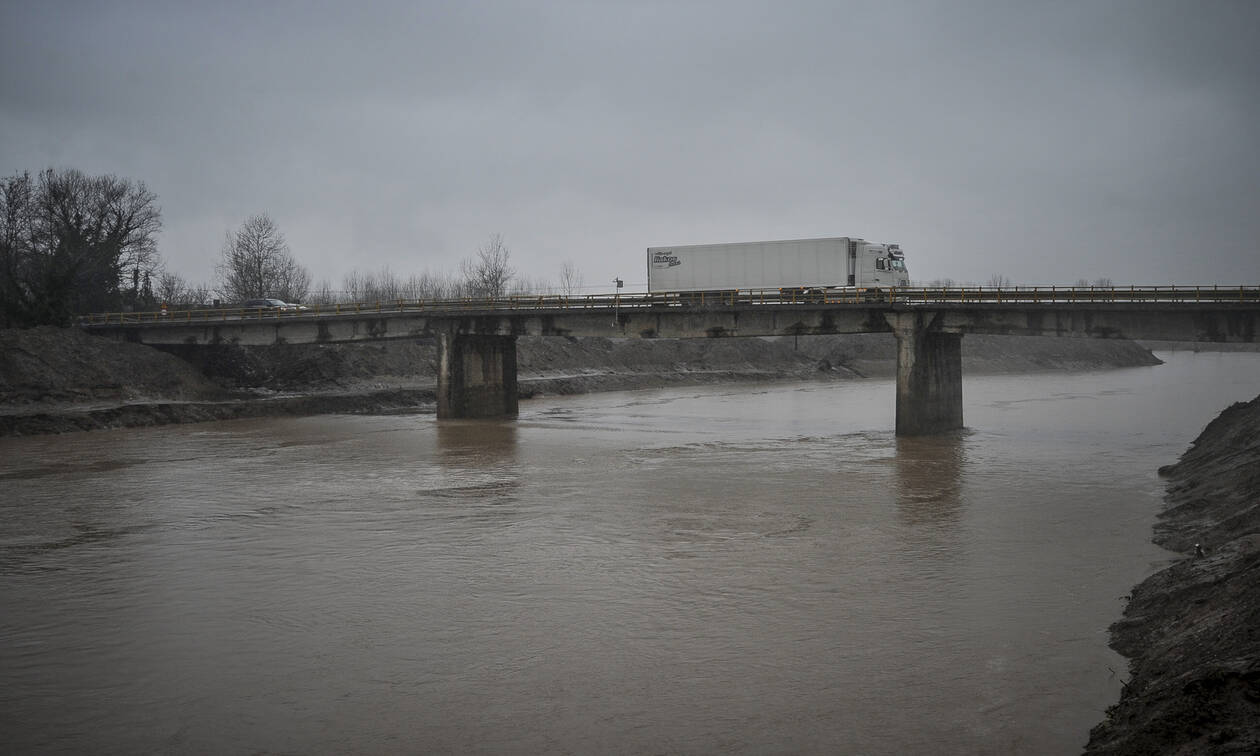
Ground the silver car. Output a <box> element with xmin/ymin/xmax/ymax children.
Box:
<box><xmin>242</xmin><ymin>298</ymin><xmax>308</xmax><ymax>312</ymax></box>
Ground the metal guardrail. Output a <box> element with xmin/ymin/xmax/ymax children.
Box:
<box><xmin>79</xmin><ymin>285</ymin><xmax>1260</xmax><ymax>326</ymax></box>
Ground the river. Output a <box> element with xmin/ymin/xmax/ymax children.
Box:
<box><xmin>3</xmin><ymin>351</ymin><xmax>1259</xmax><ymax>755</ymax></box>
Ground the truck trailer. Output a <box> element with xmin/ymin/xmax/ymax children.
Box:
<box><xmin>646</xmin><ymin>237</ymin><xmax>909</xmax><ymax>293</ymax></box>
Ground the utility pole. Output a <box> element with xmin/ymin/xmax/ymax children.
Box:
<box><xmin>613</xmin><ymin>277</ymin><xmax>623</xmax><ymax>327</ymax></box>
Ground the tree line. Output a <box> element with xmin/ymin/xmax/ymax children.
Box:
<box><xmin>1</xmin><ymin>167</ymin><xmax>585</xmax><ymax>327</ymax></box>
<box><xmin>916</xmin><ymin>275</ymin><xmax>1117</xmax><ymax>289</ymax></box>
<box><xmin>7</xmin><ymin>167</ymin><xmax>1126</xmax><ymax>328</ymax></box>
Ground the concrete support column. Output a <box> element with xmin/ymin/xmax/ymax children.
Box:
<box><xmin>885</xmin><ymin>311</ymin><xmax>963</xmax><ymax>436</ymax></box>
<box><xmin>437</xmin><ymin>333</ymin><xmax>519</xmax><ymax>419</ymax></box>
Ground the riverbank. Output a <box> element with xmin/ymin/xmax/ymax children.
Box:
<box><xmin>1</xmin><ymin>326</ymin><xmax>1161</xmax><ymax>436</ymax></box>
<box><xmin>1139</xmin><ymin>340</ymin><xmax>1260</xmax><ymax>353</ymax></box>
<box><xmin>1085</xmin><ymin>394</ymin><xmax>1260</xmax><ymax>755</ymax></box>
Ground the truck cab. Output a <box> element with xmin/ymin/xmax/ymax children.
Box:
<box><xmin>854</xmin><ymin>241</ymin><xmax>910</xmax><ymax>288</ymax></box>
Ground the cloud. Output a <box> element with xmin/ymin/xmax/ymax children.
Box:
<box><xmin>3</xmin><ymin>0</ymin><xmax>1257</xmax><ymax>292</ymax></box>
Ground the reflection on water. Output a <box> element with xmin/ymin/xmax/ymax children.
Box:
<box><xmin>427</xmin><ymin>419</ymin><xmax>520</xmax><ymax>505</ymax></box>
<box><xmin>895</xmin><ymin>433</ymin><xmax>965</xmax><ymax>524</ymax></box>
<box><xmin>436</xmin><ymin>418</ymin><xmax>519</xmax><ymax>465</ymax></box>
<box><xmin>2</xmin><ymin>353</ymin><xmax>1260</xmax><ymax>754</ymax></box>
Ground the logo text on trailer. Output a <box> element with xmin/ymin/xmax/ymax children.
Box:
<box><xmin>651</xmin><ymin>251</ymin><xmax>682</xmax><ymax>269</ymax></box>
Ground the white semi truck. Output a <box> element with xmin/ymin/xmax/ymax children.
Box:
<box><xmin>646</xmin><ymin>237</ymin><xmax>909</xmax><ymax>293</ymax></box>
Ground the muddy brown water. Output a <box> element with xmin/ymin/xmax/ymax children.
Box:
<box><xmin>3</xmin><ymin>352</ymin><xmax>1259</xmax><ymax>754</ymax></box>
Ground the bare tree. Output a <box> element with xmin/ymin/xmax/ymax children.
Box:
<box><xmin>188</xmin><ymin>283</ymin><xmax>211</xmax><ymax>307</ymax></box>
<box><xmin>374</xmin><ymin>267</ymin><xmax>402</xmax><ymax>301</ymax></box>
<box><xmin>320</xmin><ymin>267</ymin><xmax>467</xmax><ymax>304</ymax></box>
<box><xmin>307</xmin><ymin>278</ymin><xmax>336</xmax><ymax>306</ymax></box>
<box><xmin>216</xmin><ymin>214</ymin><xmax>310</xmax><ymax>303</ymax></box>
<box><xmin>342</xmin><ymin>269</ymin><xmax>368</xmax><ymax>302</ymax></box>
<box><xmin>559</xmin><ymin>259</ymin><xmax>583</xmax><ymax>297</ymax></box>
<box><xmin>345</xmin><ymin>266</ymin><xmax>403</xmax><ymax>302</ymax></box>
<box><xmin>511</xmin><ymin>275</ymin><xmax>554</xmax><ymax>296</ymax></box>
<box><xmin>1092</xmin><ymin>277</ymin><xmax>1114</xmax><ymax>288</ymax></box>
<box><xmin>275</xmin><ymin>256</ymin><xmax>312</xmax><ymax>303</ymax></box>
<box><xmin>154</xmin><ymin>271</ymin><xmax>208</xmax><ymax>307</ymax></box>
<box><xmin>403</xmin><ymin>270</ymin><xmax>460</xmax><ymax>300</ymax></box>
<box><xmin>344</xmin><ymin>266</ymin><xmax>440</xmax><ymax>302</ymax></box>
<box><xmin>987</xmin><ymin>273</ymin><xmax>1013</xmax><ymax>288</ymax></box>
<box><xmin>461</xmin><ymin>233</ymin><xmax>515</xmax><ymax>298</ymax></box>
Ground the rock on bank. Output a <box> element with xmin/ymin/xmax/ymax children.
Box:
<box><xmin>1085</xmin><ymin>394</ymin><xmax>1260</xmax><ymax>755</ymax></box>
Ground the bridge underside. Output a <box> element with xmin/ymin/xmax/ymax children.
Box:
<box><xmin>89</xmin><ymin>301</ymin><xmax>1256</xmax><ymax>434</ymax></box>
<box><xmin>432</xmin><ymin>312</ymin><xmax>965</xmax><ymax>433</ymax></box>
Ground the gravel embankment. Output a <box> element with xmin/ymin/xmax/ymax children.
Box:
<box><xmin>1085</xmin><ymin>395</ymin><xmax>1260</xmax><ymax>755</ymax></box>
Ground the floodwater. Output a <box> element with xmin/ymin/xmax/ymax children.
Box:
<box><xmin>2</xmin><ymin>352</ymin><xmax>1259</xmax><ymax>755</ymax></box>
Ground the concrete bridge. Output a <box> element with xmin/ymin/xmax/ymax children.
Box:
<box><xmin>81</xmin><ymin>287</ymin><xmax>1260</xmax><ymax>435</ymax></box>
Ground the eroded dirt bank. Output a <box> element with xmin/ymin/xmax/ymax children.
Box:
<box><xmin>1085</xmin><ymin>395</ymin><xmax>1260</xmax><ymax>755</ymax></box>
<box><xmin>1</xmin><ymin>326</ymin><xmax>1161</xmax><ymax>436</ymax></box>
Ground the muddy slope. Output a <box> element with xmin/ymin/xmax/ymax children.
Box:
<box><xmin>1085</xmin><ymin>395</ymin><xmax>1260</xmax><ymax>755</ymax></box>
<box><xmin>165</xmin><ymin>333</ymin><xmax>1159</xmax><ymax>392</ymax></box>
<box><xmin>0</xmin><ymin>326</ymin><xmax>229</xmax><ymax>407</ymax></box>
<box><xmin>2</xmin><ymin>328</ymin><xmax>1160</xmax><ymax>436</ymax></box>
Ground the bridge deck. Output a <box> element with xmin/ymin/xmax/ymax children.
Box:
<box><xmin>76</xmin><ymin>286</ymin><xmax>1259</xmax><ymax>432</ymax></box>
<box><xmin>80</xmin><ymin>285</ymin><xmax>1260</xmax><ymax>328</ymax></box>
<box><xmin>80</xmin><ymin>286</ymin><xmax>1260</xmax><ymax>347</ymax></box>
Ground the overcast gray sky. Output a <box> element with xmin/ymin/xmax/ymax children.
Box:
<box><xmin>3</xmin><ymin>0</ymin><xmax>1257</xmax><ymax>293</ymax></box>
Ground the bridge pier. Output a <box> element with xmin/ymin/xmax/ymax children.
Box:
<box><xmin>886</xmin><ymin>312</ymin><xmax>964</xmax><ymax>436</ymax></box>
<box><xmin>436</xmin><ymin>334</ymin><xmax>519</xmax><ymax>419</ymax></box>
